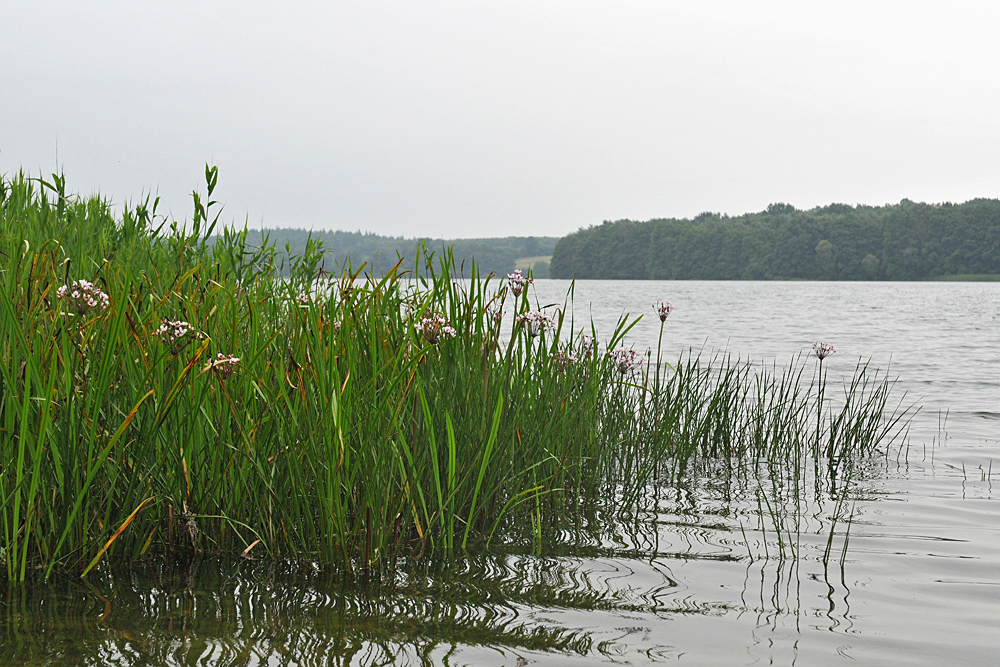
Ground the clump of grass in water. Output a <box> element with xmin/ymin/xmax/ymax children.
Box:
<box><xmin>0</xmin><ymin>168</ymin><xmax>913</xmax><ymax>581</ymax></box>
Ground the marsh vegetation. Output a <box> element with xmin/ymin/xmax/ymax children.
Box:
<box><xmin>0</xmin><ymin>169</ymin><xmax>911</xmax><ymax>584</ymax></box>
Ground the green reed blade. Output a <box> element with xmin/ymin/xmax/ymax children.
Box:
<box><xmin>463</xmin><ymin>393</ymin><xmax>503</xmax><ymax>549</ymax></box>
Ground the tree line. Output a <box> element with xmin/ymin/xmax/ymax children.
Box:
<box><xmin>246</xmin><ymin>229</ymin><xmax>557</xmax><ymax>279</ymax></box>
<box><xmin>549</xmin><ymin>200</ymin><xmax>1000</xmax><ymax>280</ymax></box>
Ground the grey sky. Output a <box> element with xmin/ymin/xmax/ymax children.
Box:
<box><xmin>3</xmin><ymin>1</ymin><xmax>999</xmax><ymax>238</ymax></box>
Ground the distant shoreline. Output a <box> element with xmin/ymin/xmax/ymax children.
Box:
<box><xmin>549</xmin><ymin>200</ymin><xmax>1000</xmax><ymax>281</ymax></box>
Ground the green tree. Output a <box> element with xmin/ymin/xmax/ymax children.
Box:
<box><xmin>815</xmin><ymin>239</ymin><xmax>837</xmax><ymax>279</ymax></box>
<box><xmin>861</xmin><ymin>253</ymin><xmax>880</xmax><ymax>279</ymax></box>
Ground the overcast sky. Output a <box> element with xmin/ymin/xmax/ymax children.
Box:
<box><xmin>3</xmin><ymin>1</ymin><xmax>999</xmax><ymax>238</ymax></box>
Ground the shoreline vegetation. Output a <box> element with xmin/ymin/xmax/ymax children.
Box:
<box><xmin>256</xmin><ymin>229</ymin><xmax>556</xmax><ymax>279</ymax></box>
<box><xmin>253</xmin><ymin>204</ymin><xmax>998</xmax><ymax>283</ymax></box>
<box><xmin>1</xmin><ymin>169</ymin><xmax>912</xmax><ymax>582</ymax></box>
<box><xmin>549</xmin><ymin>200</ymin><xmax>1000</xmax><ymax>281</ymax></box>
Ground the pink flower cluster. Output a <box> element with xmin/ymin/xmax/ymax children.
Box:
<box><xmin>506</xmin><ymin>269</ymin><xmax>533</xmax><ymax>298</ymax></box>
<box><xmin>609</xmin><ymin>347</ymin><xmax>645</xmax><ymax>374</ymax></box>
<box><xmin>517</xmin><ymin>310</ymin><xmax>554</xmax><ymax>338</ymax></box>
<box><xmin>207</xmin><ymin>353</ymin><xmax>241</xmax><ymax>379</ymax></box>
<box><xmin>812</xmin><ymin>341</ymin><xmax>835</xmax><ymax>360</ymax></box>
<box><xmin>156</xmin><ymin>319</ymin><xmax>204</xmax><ymax>353</ymax></box>
<box><xmin>653</xmin><ymin>300</ymin><xmax>674</xmax><ymax>322</ymax></box>
<box><xmin>415</xmin><ymin>315</ymin><xmax>457</xmax><ymax>345</ymax></box>
<box><xmin>549</xmin><ymin>346</ymin><xmax>578</xmax><ymax>371</ymax></box>
<box><xmin>56</xmin><ymin>279</ymin><xmax>109</xmax><ymax>315</ymax></box>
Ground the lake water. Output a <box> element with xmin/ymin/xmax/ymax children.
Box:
<box><xmin>3</xmin><ymin>281</ymin><xmax>998</xmax><ymax>666</ymax></box>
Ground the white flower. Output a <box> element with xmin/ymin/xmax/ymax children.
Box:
<box><xmin>205</xmin><ymin>353</ymin><xmax>241</xmax><ymax>379</ymax></box>
<box><xmin>549</xmin><ymin>346</ymin><xmax>578</xmax><ymax>371</ymax></box>
<box><xmin>156</xmin><ymin>319</ymin><xmax>204</xmax><ymax>353</ymax></box>
<box><xmin>812</xmin><ymin>342</ymin><xmax>835</xmax><ymax>360</ymax></box>
<box><xmin>516</xmin><ymin>310</ymin><xmax>554</xmax><ymax>338</ymax></box>
<box><xmin>653</xmin><ymin>300</ymin><xmax>674</xmax><ymax>322</ymax></box>
<box><xmin>56</xmin><ymin>279</ymin><xmax>109</xmax><ymax>315</ymax></box>
<box><xmin>506</xmin><ymin>269</ymin><xmax>533</xmax><ymax>298</ymax></box>
<box><xmin>609</xmin><ymin>347</ymin><xmax>645</xmax><ymax>374</ymax></box>
<box><xmin>415</xmin><ymin>315</ymin><xmax>457</xmax><ymax>345</ymax></box>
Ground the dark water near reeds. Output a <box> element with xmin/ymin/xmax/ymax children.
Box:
<box><xmin>4</xmin><ymin>281</ymin><xmax>999</xmax><ymax>666</ymax></box>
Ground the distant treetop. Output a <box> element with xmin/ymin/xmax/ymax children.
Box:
<box><xmin>550</xmin><ymin>198</ymin><xmax>1000</xmax><ymax>281</ymax></box>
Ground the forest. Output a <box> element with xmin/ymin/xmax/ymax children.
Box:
<box><xmin>549</xmin><ymin>200</ymin><xmax>1000</xmax><ymax>280</ymax></box>
<box><xmin>257</xmin><ymin>228</ymin><xmax>557</xmax><ymax>279</ymax></box>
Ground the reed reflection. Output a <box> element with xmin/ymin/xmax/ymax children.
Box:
<box><xmin>0</xmin><ymin>455</ymin><xmax>888</xmax><ymax>666</ymax></box>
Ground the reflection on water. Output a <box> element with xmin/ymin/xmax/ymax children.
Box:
<box><xmin>3</xmin><ymin>460</ymin><xmax>999</xmax><ymax>665</ymax></box>
<box><xmin>2</xmin><ymin>464</ymin><xmax>891</xmax><ymax>666</ymax></box>
<box><xmin>3</xmin><ymin>558</ymin><xmax>587</xmax><ymax>666</ymax></box>
<box><xmin>3</xmin><ymin>280</ymin><xmax>999</xmax><ymax>665</ymax></box>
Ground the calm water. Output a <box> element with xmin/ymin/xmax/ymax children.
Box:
<box><xmin>3</xmin><ymin>281</ymin><xmax>998</xmax><ymax>666</ymax></box>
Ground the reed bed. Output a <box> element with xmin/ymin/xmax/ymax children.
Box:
<box><xmin>0</xmin><ymin>170</ymin><xmax>910</xmax><ymax>580</ymax></box>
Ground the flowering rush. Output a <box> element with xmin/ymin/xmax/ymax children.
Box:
<box><xmin>517</xmin><ymin>310</ymin><xmax>554</xmax><ymax>338</ymax></box>
<box><xmin>506</xmin><ymin>269</ymin><xmax>533</xmax><ymax>298</ymax></box>
<box><xmin>653</xmin><ymin>300</ymin><xmax>674</xmax><ymax>322</ymax></box>
<box><xmin>609</xmin><ymin>347</ymin><xmax>646</xmax><ymax>374</ymax></box>
<box><xmin>205</xmin><ymin>353</ymin><xmax>241</xmax><ymax>379</ymax></box>
<box><xmin>155</xmin><ymin>319</ymin><xmax>204</xmax><ymax>353</ymax></box>
<box><xmin>415</xmin><ymin>315</ymin><xmax>457</xmax><ymax>345</ymax></box>
<box><xmin>549</xmin><ymin>346</ymin><xmax>578</xmax><ymax>372</ymax></box>
<box><xmin>812</xmin><ymin>342</ymin><xmax>835</xmax><ymax>360</ymax></box>
<box><xmin>56</xmin><ymin>279</ymin><xmax>109</xmax><ymax>315</ymax></box>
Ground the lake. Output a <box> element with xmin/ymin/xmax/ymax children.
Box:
<box><xmin>3</xmin><ymin>280</ymin><xmax>998</xmax><ymax>666</ymax></box>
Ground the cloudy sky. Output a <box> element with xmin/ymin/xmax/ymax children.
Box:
<box><xmin>3</xmin><ymin>1</ymin><xmax>999</xmax><ymax>238</ymax></box>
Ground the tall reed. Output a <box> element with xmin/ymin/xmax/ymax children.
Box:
<box><xmin>0</xmin><ymin>169</ymin><xmax>911</xmax><ymax>580</ymax></box>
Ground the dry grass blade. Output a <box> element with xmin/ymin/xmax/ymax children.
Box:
<box><xmin>81</xmin><ymin>497</ymin><xmax>156</xmax><ymax>577</ymax></box>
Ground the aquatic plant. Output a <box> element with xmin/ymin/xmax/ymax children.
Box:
<box><xmin>414</xmin><ymin>314</ymin><xmax>457</xmax><ymax>345</ymax></box>
<box><xmin>506</xmin><ymin>269</ymin><xmax>532</xmax><ymax>297</ymax></box>
<box><xmin>609</xmin><ymin>347</ymin><xmax>645</xmax><ymax>374</ymax></box>
<box><xmin>0</xmin><ymin>169</ymin><xmax>911</xmax><ymax>582</ymax></box>
<box><xmin>155</xmin><ymin>319</ymin><xmax>204</xmax><ymax>354</ymax></box>
<box><xmin>813</xmin><ymin>341</ymin><xmax>835</xmax><ymax>360</ymax></box>
<box><xmin>548</xmin><ymin>346</ymin><xmax>578</xmax><ymax>372</ymax></box>
<box><xmin>812</xmin><ymin>341</ymin><xmax>837</xmax><ymax>461</ymax></box>
<box><xmin>652</xmin><ymin>299</ymin><xmax>673</xmax><ymax>322</ymax></box>
<box><xmin>204</xmin><ymin>353</ymin><xmax>241</xmax><ymax>379</ymax></box>
<box><xmin>56</xmin><ymin>279</ymin><xmax>109</xmax><ymax>315</ymax></box>
<box><xmin>652</xmin><ymin>299</ymin><xmax>674</xmax><ymax>387</ymax></box>
<box><xmin>516</xmin><ymin>310</ymin><xmax>554</xmax><ymax>338</ymax></box>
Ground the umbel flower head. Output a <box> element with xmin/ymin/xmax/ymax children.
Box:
<box><xmin>506</xmin><ymin>269</ymin><xmax>532</xmax><ymax>298</ymax></box>
<box><xmin>653</xmin><ymin>300</ymin><xmax>674</xmax><ymax>322</ymax></box>
<box><xmin>549</xmin><ymin>346</ymin><xmax>578</xmax><ymax>372</ymax></box>
<box><xmin>155</xmin><ymin>319</ymin><xmax>204</xmax><ymax>354</ymax></box>
<box><xmin>56</xmin><ymin>279</ymin><xmax>109</xmax><ymax>315</ymax></box>
<box><xmin>609</xmin><ymin>347</ymin><xmax>645</xmax><ymax>374</ymax></box>
<box><xmin>415</xmin><ymin>315</ymin><xmax>457</xmax><ymax>345</ymax></box>
<box><xmin>205</xmin><ymin>353</ymin><xmax>241</xmax><ymax>379</ymax></box>
<box><xmin>517</xmin><ymin>310</ymin><xmax>554</xmax><ymax>338</ymax></box>
<box><xmin>812</xmin><ymin>341</ymin><xmax>835</xmax><ymax>360</ymax></box>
